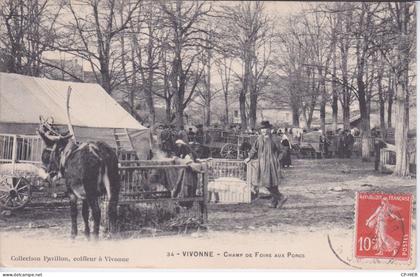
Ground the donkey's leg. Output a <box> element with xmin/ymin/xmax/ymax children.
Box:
<box><xmin>107</xmin><ymin>196</ymin><xmax>118</xmax><ymax>234</ymax></box>
<box><xmin>103</xmin><ymin>165</ymin><xmax>120</xmax><ymax>235</ymax></box>
<box><xmin>88</xmin><ymin>197</ymin><xmax>101</xmax><ymax>240</ymax></box>
<box><xmin>69</xmin><ymin>192</ymin><xmax>78</xmax><ymax>239</ymax></box>
<box><xmin>82</xmin><ymin>199</ymin><xmax>90</xmax><ymax>239</ymax></box>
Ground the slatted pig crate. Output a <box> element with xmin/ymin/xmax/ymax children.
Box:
<box><xmin>207</xmin><ymin>159</ymin><xmax>251</xmax><ymax>204</ymax></box>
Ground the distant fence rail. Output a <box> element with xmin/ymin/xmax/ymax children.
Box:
<box><xmin>0</xmin><ymin>134</ymin><xmax>43</xmax><ymax>164</ymax></box>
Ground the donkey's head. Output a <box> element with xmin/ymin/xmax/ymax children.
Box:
<box><xmin>38</xmin><ymin>118</ymin><xmax>74</xmax><ymax>175</ymax></box>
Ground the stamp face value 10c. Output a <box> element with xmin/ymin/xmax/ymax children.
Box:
<box><xmin>355</xmin><ymin>192</ymin><xmax>412</xmax><ymax>261</ymax></box>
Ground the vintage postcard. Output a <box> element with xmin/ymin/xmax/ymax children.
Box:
<box><xmin>0</xmin><ymin>0</ymin><xmax>416</xmax><ymax>271</ymax></box>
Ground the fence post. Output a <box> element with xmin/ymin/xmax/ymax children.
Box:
<box><xmin>202</xmin><ymin>167</ymin><xmax>208</xmax><ymax>223</ymax></box>
<box><xmin>11</xmin><ymin>135</ymin><xmax>17</xmax><ymax>165</ymax></box>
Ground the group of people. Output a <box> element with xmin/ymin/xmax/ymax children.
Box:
<box><xmin>157</xmin><ymin>124</ymin><xmax>200</xmax><ymax>161</ymax></box>
<box><xmin>155</xmin><ymin>120</ymin><xmax>292</xmax><ymax>209</ymax></box>
<box><xmin>331</xmin><ymin>129</ymin><xmax>355</xmax><ymax>158</ymax></box>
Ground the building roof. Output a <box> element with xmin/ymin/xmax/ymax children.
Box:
<box><xmin>0</xmin><ymin>73</ymin><xmax>146</xmax><ymax>130</ymax></box>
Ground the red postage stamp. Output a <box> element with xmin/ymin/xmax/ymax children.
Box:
<box><xmin>355</xmin><ymin>192</ymin><xmax>412</xmax><ymax>260</ymax></box>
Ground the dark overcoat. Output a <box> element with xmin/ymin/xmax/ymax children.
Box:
<box><xmin>248</xmin><ymin>134</ymin><xmax>283</xmax><ymax>188</ymax></box>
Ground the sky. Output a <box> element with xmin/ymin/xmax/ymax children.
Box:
<box><xmin>42</xmin><ymin>0</ymin><xmax>315</xmax><ymax>92</ymax></box>
<box><xmin>264</xmin><ymin>1</ymin><xmax>308</xmax><ymax>16</ymax></box>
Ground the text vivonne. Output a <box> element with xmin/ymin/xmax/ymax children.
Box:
<box><xmin>182</xmin><ymin>251</ymin><xmax>214</xmax><ymax>257</ymax></box>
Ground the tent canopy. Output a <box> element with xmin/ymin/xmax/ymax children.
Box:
<box><xmin>0</xmin><ymin>73</ymin><xmax>146</xmax><ymax>130</ymax></box>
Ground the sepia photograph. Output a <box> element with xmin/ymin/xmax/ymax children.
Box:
<box><xmin>0</xmin><ymin>0</ymin><xmax>417</xmax><ymax>272</ymax></box>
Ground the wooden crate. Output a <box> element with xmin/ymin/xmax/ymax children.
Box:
<box><xmin>208</xmin><ymin>177</ymin><xmax>251</xmax><ymax>204</ymax></box>
<box><xmin>207</xmin><ymin>159</ymin><xmax>251</xmax><ymax>204</ymax></box>
<box><xmin>379</xmin><ymin>148</ymin><xmax>396</xmax><ymax>173</ymax></box>
<box><xmin>107</xmin><ymin>159</ymin><xmax>209</xmax><ymax>230</ymax></box>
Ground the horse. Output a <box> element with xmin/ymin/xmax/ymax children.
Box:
<box><xmin>38</xmin><ymin>124</ymin><xmax>120</xmax><ymax>240</ymax></box>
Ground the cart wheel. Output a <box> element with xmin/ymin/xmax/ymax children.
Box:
<box><xmin>220</xmin><ymin>143</ymin><xmax>237</xmax><ymax>159</ymax></box>
<box><xmin>0</xmin><ymin>176</ymin><xmax>31</xmax><ymax>210</ymax></box>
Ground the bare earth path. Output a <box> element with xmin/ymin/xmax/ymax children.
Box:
<box><xmin>0</xmin><ymin>158</ymin><xmax>415</xmax><ymax>237</ymax></box>
<box><xmin>0</xmin><ymin>158</ymin><xmax>416</xmax><ymax>269</ymax></box>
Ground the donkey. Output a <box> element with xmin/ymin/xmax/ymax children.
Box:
<box><xmin>38</xmin><ymin>125</ymin><xmax>120</xmax><ymax>239</ymax></box>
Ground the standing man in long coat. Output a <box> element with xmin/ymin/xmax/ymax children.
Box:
<box><xmin>244</xmin><ymin>121</ymin><xmax>288</xmax><ymax>208</ymax></box>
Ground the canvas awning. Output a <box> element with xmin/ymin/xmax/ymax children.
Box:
<box><xmin>0</xmin><ymin>73</ymin><xmax>146</xmax><ymax>130</ymax></box>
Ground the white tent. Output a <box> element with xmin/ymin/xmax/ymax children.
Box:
<box><xmin>0</xmin><ymin>73</ymin><xmax>151</xmax><ymax>159</ymax></box>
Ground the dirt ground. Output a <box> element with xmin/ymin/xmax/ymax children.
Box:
<box><xmin>0</xmin><ymin>158</ymin><xmax>416</xmax><ymax>239</ymax></box>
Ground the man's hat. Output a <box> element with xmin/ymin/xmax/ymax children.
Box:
<box><xmin>259</xmin><ymin>120</ymin><xmax>272</xmax><ymax>130</ymax></box>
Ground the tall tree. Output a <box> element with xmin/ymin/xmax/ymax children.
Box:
<box><xmin>219</xmin><ymin>1</ymin><xmax>274</xmax><ymax>129</ymax></box>
<box><xmin>0</xmin><ymin>0</ymin><xmax>63</xmax><ymax>76</ymax></box>
<box><xmin>54</xmin><ymin>0</ymin><xmax>141</xmax><ymax>95</ymax></box>
<box><xmin>386</xmin><ymin>2</ymin><xmax>415</xmax><ymax>176</ymax></box>
<box><xmin>214</xmin><ymin>55</ymin><xmax>234</xmax><ymax>126</ymax></box>
<box><xmin>158</xmin><ymin>0</ymin><xmax>211</xmax><ymax>128</ymax></box>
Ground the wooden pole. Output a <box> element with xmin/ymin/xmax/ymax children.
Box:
<box><xmin>66</xmin><ymin>86</ymin><xmax>76</xmax><ymax>142</ymax></box>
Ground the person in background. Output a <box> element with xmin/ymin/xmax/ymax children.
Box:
<box><xmin>372</xmin><ymin>130</ymin><xmax>396</xmax><ymax>171</ymax></box>
<box><xmin>178</xmin><ymin>125</ymin><xmax>189</xmax><ymax>144</ymax></box>
<box><xmin>338</xmin><ymin>130</ymin><xmax>345</xmax><ymax>158</ymax></box>
<box><xmin>344</xmin><ymin>129</ymin><xmax>355</xmax><ymax>158</ymax></box>
<box><xmin>159</xmin><ymin>124</ymin><xmax>175</xmax><ymax>157</ymax></box>
<box><xmin>173</xmin><ymin>139</ymin><xmax>199</xmax><ymax>209</ymax></box>
<box><xmin>374</xmin><ymin>137</ymin><xmax>387</xmax><ymax>171</ymax></box>
<box><xmin>195</xmin><ymin>124</ymin><xmax>204</xmax><ymax>144</ymax></box>
<box><xmin>187</xmin><ymin>127</ymin><xmax>195</xmax><ymax>142</ymax></box>
<box><xmin>244</xmin><ymin>121</ymin><xmax>287</xmax><ymax>209</ymax></box>
<box><xmin>319</xmin><ymin>133</ymin><xmax>330</xmax><ymax>158</ymax></box>
<box><xmin>281</xmin><ymin>132</ymin><xmax>292</xmax><ymax>168</ymax></box>
<box><xmin>174</xmin><ymin>139</ymin><xmax>198</xmax><ymax>162</ymax></box>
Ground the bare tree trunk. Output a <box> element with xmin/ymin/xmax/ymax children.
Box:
<box><xmin>332</xmin><ymin>46</ymin><xmax>338</xmax><ymax>132</ymax></box>
<box><xmin>248</xmin><ymin>41</ymin><xmax>258</xmax><ymax>130</ymax></box>
<box><xmin>307</xmin><ymin>106</ymin><xmax>314</xmax><ymax>129</ymax></box>
<box><xmin>239</xmin><ymin>88</ymin><xmax>247</xmax><ymax>129</ymax></box>
<box><xmin>205</xmin><ymin>39</ymin><xmax>212</xmax><ymax>127</ymax></box>
<box><xmin>377</xmin><ymin>60</ymin><xmax>386</xmax><ymax>139</ymax></box>
<box><xmin>249</xmin><ymin>70</ymin><xmax>258</xmax><ymax>129</ymax></box>
<box><xmin>387</xmin><ymin>77</ymin><xmax>393</xmax><ymax>128</ymax></box>
<box><xmin>302</xmin><ymin>110</ymin><xmax>309</xmax><ymax>130</ymax></box>
<box><xmin>342</xmin><ymin>96</ymin><xmax>350</xmax><ymax>130</ymax></box>
<box><xmin>379</xmin><ymin>89</ymin><xmax>386</xmax><ymax>139</ymax></box>
<box><xmin>292</xmin><ymin>106</ymin><xmax>300</xmax><ymax>127</ymax></box>
<box><xmin>100</xmin><ymin>69</ymin><xmax>113</xmax><ymax>94</ymax></box>
<box><xmin>216</xmin><ymin>57</ymin><xmax>232</xmax><ymax>126</ymax></box>
<box><xmin>224</xmin><ymin>93</ymin><xmax>229</xmax><ymax>125</ymax></box>
<box><xmin>145</xmin><ymin>29</ymin><xmax>156</xmax><ymax>126</ymax></box>
<box><xmin>357</xmin><ymin>72</ymin><xmax>371</xmax><ymax>161</ymax></box>
<box><xmin>205</xmin><ymin>99</ymin><xmax>211</xmax><ymax>127</ymax></box>
<box><xmin>130</xmin><ymin>48</ymin><xmax>136</xmax><ymax>116</ymax></box>
<box><xmin>354</xmin><ymin>4</ymin><xmax>372</xmax><ymax>161</ymax></box>
<box><xmin>161</xmin><ymin>47</ymin><xmax>173</xmax><ymax>124</ymax></box>
<box><xmin>240</xmin><ymin>52</ymin><xmax>251</xmax><ymax>129</ymax></box>
<box><xmin>165</xmin><ymin>98</ymin><xmax>172</xmax><ymax>123</ymax></box>
<box><xmin>393</xmin><ymin>3</ymin><xmax>411</xmax><ymax>176</ymax></box>
<box><xmin>320</xmin><ymin>99</ymin><xmax>326</xmax><ymax>134</ymax></box>
<box><xmin>357</xmin><ymin>77</ymin><xmax>371</xmax><ymax>161</ymax></box>
<box><xmin>319</xmin><ymin>68</ymin><xmax>327</xmax><ymax>134</ymax></box>
<box><xmin>394</xmin><ymin>76</ymin><xmax>410</xmax><ymax>176</ymax></box>
<box><xmin>338</xmin><ymin>7</ymin><xmax>351</xmax><ymax>132</ymax></box>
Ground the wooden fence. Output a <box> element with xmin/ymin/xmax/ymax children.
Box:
<box><xmin>113</xmin><ymin>159</ymin><xmax>209</xmax><ymax>226</ymax></box>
